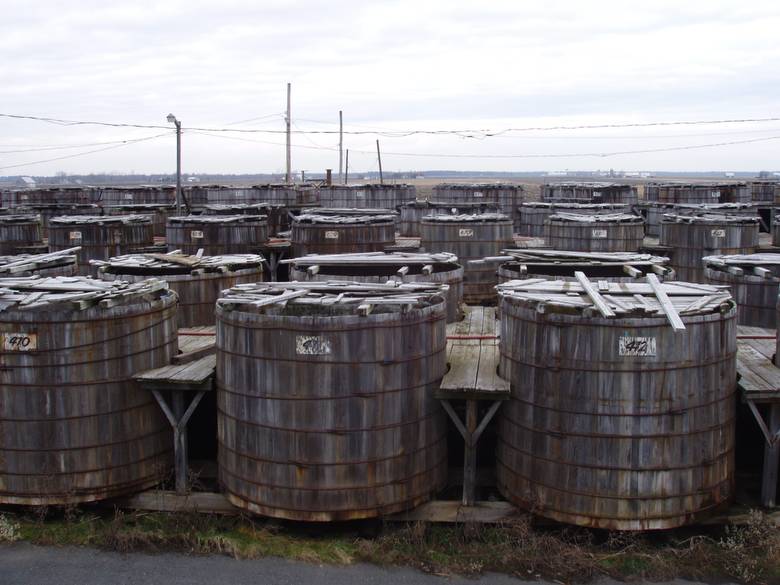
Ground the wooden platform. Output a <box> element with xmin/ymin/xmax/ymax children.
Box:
<box><xmin>175</xmin><ymin>326</ymin><xmax>216</xmax><ymax>364</ymax></box>
<box><xmin>135</xmin><ymin>354</ymin><xmax>216</xmax><ymax>392</ymax></box>
<box><xmin>437</xmin><ymin>306</ymin><xmax>510</xmax><ymax>400</ymax></box>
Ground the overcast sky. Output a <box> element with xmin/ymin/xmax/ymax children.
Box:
<box><xmin>1</xmin><ymin>0</ymin><xmax>779</xmax><ymax>175</ymax></box>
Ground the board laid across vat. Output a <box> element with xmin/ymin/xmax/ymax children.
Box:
<box><xmin>496</xmin><ymin>276</ymin><xmax>736</xmax><ymax>530</ymax></box>
<box><xmin>48</xmin><ymin>214</ymin><xmax>156</xmax><ymax>274</ymax></box>
<box><xmin>0</xmin><ymin>247</ymin><xmax>80</xmax><ymax>278</ymax></box>
<box><xmin>704</xmin><ymin>253</ymin><xmax>780</xmax><ymax>328</ymax></box>
<box><xmin>215</xmin><ymin>281</ymin><xmax>449</xmax><ymax>521</ymax></box>
<box><xmin>93</xmin><ymin>252</ymin><xmax>266</xmax><ymax>328</ymax></box>
<box><xmin>291</xmin><ymin>211</ymin><xmax>397</xmax><ymax>257</ymax></box>
<box><xmin>0</xmin><ymin>276</ymin><xmax>177</xmax><ymax>505</ymax></box>
<box><xmin>545</xmin><ymin>212</ymin><xmax>645</xmax><ymax>252</ymax></box>
<box><xmin>660</xmin><ymin>213</ymin><xmax>759</xmax><ymax>283</ymax></box>
<box><xmin>420</xmin><ymin>213</ymin><xmax>513</xmax><ymax>304</ymax></box>
<box><xmin>285</xmin><ymin>251</ymin><xmax>463</xmax><ymax>322</ymax></box>
<box><xmin>166</xmin><ymin>214</ymin><xmax>269</xmax><ymax>256</ymax></box>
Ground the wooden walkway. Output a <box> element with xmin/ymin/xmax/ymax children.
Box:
<box><xmin>436</xmin><ymin>306</ymin><xmax>510</xmax><ymax>506</ymax></box>
<box><xmin>736</xmin><ymin>325</ymin><xmax>780</xmax><ymax>507</ymax></box>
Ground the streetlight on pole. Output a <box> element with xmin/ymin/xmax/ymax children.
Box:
<box><xmin>167</xmin><ymin>113</ymin><xmax>182</xmax><ymax>215</ymax></box>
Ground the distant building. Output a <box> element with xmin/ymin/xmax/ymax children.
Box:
<box><xmin>15</xmin><ymin>176</ymin><xmax>36</xmax><ymax>188</ymax></box>
<box><xmin>186</xmin><ymin>176</ymin><xmax>201</xmax><ymax>183</ymax></box>
<box><xmin>725</xmin><ymin>172</ymin><xmax>736</xmax><ymax>178</ymax></box>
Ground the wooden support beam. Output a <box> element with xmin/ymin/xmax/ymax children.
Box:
<box><xmin>762</xmin><ymin>404</ymin><xmax>780</xmax><ymax>507</ymax></box>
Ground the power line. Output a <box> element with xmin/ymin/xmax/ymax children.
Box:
<box><xmin>0</xmin><ymin>135</ymin><xmax>170</xmax><ymax>154</ymax></box>
<box><xmin>0</xmin><ymin>133</ymin><xmax>170</xmax><ymax>171</ymax></box>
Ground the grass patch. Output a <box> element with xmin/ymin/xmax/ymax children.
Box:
<box><xmin>1</xmin><ymin>508</ymin><xmax>779</xmax><ymax>584</ymax></box>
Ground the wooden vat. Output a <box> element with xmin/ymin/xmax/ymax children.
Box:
<box><xmin>166</xmin><ymin>215</ymin><xmax>269</xmax><ymax>256</ymax></box>
<box><xmin>318</xmin><ymin>184</ymin><xmax>416</xmax><ymax>210</ymax></box>
<box><xmin>545</xmin><ymin>212</ymin><xmax>645</xmax><ymax>252</ymax></box>
<box><xmin>199</xmin><ymin>203</ymin><xmax>288</xmax><ymax>236</ymax></box>
<box><xmin>98</xmin><ymin>186</ymin><xmax>176</xmax><ymax>205</ymax></box>
<box><xmin>287</xmin><ymin>252</ymin><xmax>464</xmax><ymax>322</ymax></box>
<box><xmin>542</xmin><ymin>182</ymin><xmax>638</xmax><ymax>205</ymax></box>
<box><xmin>291</xmin><ymin>212</ymin><xmax>396</xmax><ymax>257</ymax></box>
<box><xmin>704</xmin><ymin>254</ymin><xmax>780</xmax><ymax>328</ymax></box>
<box><xmin>516</xmin><ymin>202</ymin><xmax>629</xmax><ymax>237</ymax></box>
<box><xmin>0</xmin><ymin>249</ymin><xmax>78</xmax><ymax>278</ymax></box>
<box><xmin>4</xmin><ymin>187</ymin><xmax>93</xmax><ymax>206</ymax></box>
<box><xmin>16</xmin><ymin>204</ymin><xmax>101</xmax><ymax>239</ymax></box>
<box><xmin>660</xmin><ymin>214</ymin><xmax>759</xmax><ymax>283</ymax></box>
<box><xmin>421</xmin><ymin>213</ymin><xmax>513</xmax><ymax>304</ymax></box>
<box><xmin>95</xmin><ymin>252</ymin><xmax>265</xmax><ymax>328</ymax></box>
<box><xmin>496</xmin><ymin>278</ymin><xmax>736</xmax><ymax>530</ymax></box>
<box><xmin>48</xmin><ymin>215</ymin><xmax>155</xmax><ymax>274</ymax></box>
<box><xmin>644</xmin><ymin>182</ymin><xmax>750</xmax><ymax>204</ymax></box>
<box><xmin>749</xmin><ymin>181</ymin><xmax>779</xmax><ymax>203</ymax></box>
<box><xmin>641</xmin><ymin>203</ymin><xmax>759</xmax><ymax>238</ymax></box>
<box><xmin>104</xmin><ymin>204</ymin><xmax>175</xmax><ymax>238</ymax></box>
<box><xmin>0</xmin><ymin>214</ymin><xmax>44</xmax><ymax>254</ymax></box>
<box><xmin>216</xmin><ymin>281</ymin><xmax>449</xmax><ymax>521</ymax></box>
<box><xmin>0</xmin><ymin>277</ymin><xmax>177</xmax><ymax>505</ymax></box>
<box><xmin>431</xmin><ymin>183</ymin><xmax>523</xmax><ymax>217</ymax></box>
<box><xmin>399</xmin><ymin>201</ymin><xmax>500</xmax><ymax>237</ymax></box>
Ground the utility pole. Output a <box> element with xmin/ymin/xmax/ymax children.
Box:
<box><xmin>166</xmin><ymin>113</ymin><xmax>182</xmax><ymax>215</ymax></box>
<box><xmin>285</xmin><ymin>82</ymin><xmax>292</xmax><ymax>184</ymax></box>
<box><xmin>338</xmin><ymin>110</ymin><xmax>343</xmax><ymax>184</ymax></box>
<box><xmin>345</xmin><ymin>149</ymin><xmax>349</xmax><ymax>184</ymax></box>
<box><xmin>376</xmin><ymin>139</ymin><xmax>383</xmax><ymax>184</ymax></box>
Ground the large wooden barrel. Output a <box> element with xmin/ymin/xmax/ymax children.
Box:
<box><xmin>49</xmin><ymin>215</ymin><xmax>155</xmax><ymax>274</ymax></box>
<box><xmin>104</xmin><ymin>204</ymin><xmax>175</xmax><ymax>238</ymax></box>
<box><xmin>16</xmin><ymin>204</ymin><xmax>101</xmax><ymax>239</ymax></box>
<box><xmin>166</xmin><ymin>215</ymin><xmax>268</xmax><ymax>256</ymax></box>
<box><xmin>5</xmin><ymin>187</ymin><xmax>93</xmax><ymax>206</ymax></box>
<box><xmin>645</xmin><ymin>182</ymin><xmax>750</xmax><ymax>204</ymax></box>
<box><xmin>97</xmin><ymin>186</ymin><xmax>176</xmax><ymax>205</ymax></box>
<box><xmin>516</xmin><ymin>202</ymin><xmax>629</xmax><ymax>237</ymax></box>
<box><xmin>641</xmin><ymin>202</ymin><xmax>758</xmax><ymax>237</ymax></box>
<box><xmin>399</xmin><ymin>201</ymin><xmax>500</xmax><ymax>237</ymax></box>
<box><xmin>496</xmin><ymin>278</ymin><xmax>736</xmax><ymax>530</ymax></box>
<box><xmin>542</xmin><ymin>182</ymin><xmax>638</xmax><ymax>205</ymax></box>
<box><xmin>750</xmin><ymin>181</ymin><xmax>779</xmax><ymax>203</ymax></box>
<box><xmin>199</xmin><ymin>203</ymin><xmax>288</xmax><ymax>236</ymax></box>
<box><xmin>318</xmin><ymin>184</ymin><xmax>416</xmax><ymax>210</ymax></box>
<box><xmin>773</xmin><ymin>209</ymin><xmax>780</xmax><ymax>246</ymax></box>
<box><xmin>704</xmin><ymin>254</ymin><xmax>780</xmax><ymax>327</ymax></box>
<box><xmin>0</xmin><ymin>215</ymin><xmax>44</xmax><ymax>254</ymax></box>
<box><xmin>0</xmin><ymin>277</ymin><xmax>177</xmax><ymax>505</ymax></box>
<box><xmin>288</xmin><ymin>252</ymin><xmax>464</xmax><ymax>322</ymax></box>
<box><xmin>216</xmin><ymin>281</ymin><xmax>448</xmax><ymax>521</ymax></box>
<box><xmin>545</xmin><ymin>212</ymin><xmax>644</xmax><ymax>252</ymax></box>
<box><xmin>95</xmin><ymin>253</ymin><xmax>265</xmax><ymax>328</ymax></box>
<box><xmin>497</xmin><ymin>251</ymin><xmax>673</xmax><ymax>284</ymax></box>
<box><xmin>660</xmin><ymin>214</ymin><xmax>759</xmax><ymax>283</ymax></box>
<box><xmin>291</xmin><ymin>212</ymin><xmax>396</xmax><ymax>257</ymax></box>
<box><xmin>189</xmin><ymin>184</ymin><xmax>320</xmax><ymax>207</ymax></box>
<box><xmin>421</xmin><ymin>213</ymin><xmax>513</xmax><ymax>304</ymax></box>
<box><xmin>431</xmin><ymin>183</ymin><xmax>523</xmax><ymax>217</ymax></box>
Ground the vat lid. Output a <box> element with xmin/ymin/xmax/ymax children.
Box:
<box><xmin>103</xmin><ymin>204</ymin><xmax>176</xmax><ymax>210</ymax></box>
<box><xmin>544</xmin><ymin>181</ymin><xmax>632</xmax><ymax>189</ymax></box>
<box><xmin>498</xmin><ymin>275</ymin><xmax>733</xmax><ymax>329</ymax></box>
<box><xmin>283</xmin><ymin>251</ymin><xmax>459</xmax><ymax>267</ymax></box>
<box><xmin>496</xmin><ymin>249</ymin><xmax>670</xmax><ymax>267</ymax></box>
<box><xmin>0</xmin><ymin>214</ymin><xmax>40</xmax><ymax>223</ymax></box>
<box><xmin>522</xmin><ymin>202</ymin><xmax>627</xmax><ymax>209</ymax></box>
<box><xmin>218</xmin><ymin>280</ymin><xmax>447</xmax><ymax>314</ymax></box>
<box><xmin>547</xmin><ymin>212</ymin><xmax>643</xmax><ymax>223</ymax></box>
<box><xmin>422</xmin><ymin>213</ymin><xmax>510</xmax><ymax>222</ymax></box>
<box><xmin>0</xmin><ymin>248</ymin><xmax>79</xmax><ymax>275</ymax></box>
<box><xmin>168</xmin><ymin>214</ymin><xmax>267</xmax><ymax>224</ymax></box>
<box><xmin>660</xmin><ymin>213</ymin><xmax>759</xmax><ymax>224</ymax></box>
<box><xmin>91</xmin><ymin>252</ymin><xmax>265</xmax><ymax>275</ymax></box>
<box><xmin>434</xmin><ymin>183</ymin><xmax>520</xmax><ymax>189</ymax></box>
<box><xmin>202</xmin><ymin>203</ymin><xmax>283</xmax><ymax>211</ymax></box>
<box><xmin>299</xmin><ymin>207</ymin><xmax>398</xmax><ymax>217</ymax></box>
<box><xmin>294</xmin><ymin>213</ymin><xmax>397</xmax><ymax>224</ymax></box>
<box><xmin>703</xmin><ymin>253</ymin><xmax>780</xmax><ymax>276</ymax></box>
<box><xmin>0</xmin><ymin>275</ymin><xmax>169</xmax><ymax>310</ymax></box>
<box><xmin>17</xmin><ymin>203</ymin><xmax>99</xmax><ymax>210</ymax></box>
<box><xmin>49</xmin><ymin>214</ymin><xmax>152</xmax><ymax>225</ymax></box>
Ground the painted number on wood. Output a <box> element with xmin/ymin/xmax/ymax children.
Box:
<box><xmin>711</xmin><ymin>190</ymin><xmax>721</xmax><ymax>199</ymax></box>
<box><xmin>618</xmin><ymin>336</ymin><xmax>656</xmax><ymax>357</ymax></box>
<box><xmin>124</xmin><ymin>193</ymin><xmax>134</xmax><ymax>200</ymax></box>
<box><xmin>69</xmin><ymin>231</ymin><xmax>82</xmax><ymax>241</ymax></box>
<box><xmin>459</xmin><ymin>228</ymin><xmax>474</xmax><ymax>237</ymax></box>
<box><xmin>325</xmin><ymin>230</ymin><xmax>339</xmax><ymax>239</ymax></box>
<box><xmin>711</xmin><ymin>229</ymin><xmax>726</xmax><ymax>238</ymax></box>
<box><xmin>191</xmin><ymin>230</ymin><xmax>204</xmax><ymax>239</ymax></box>
<box><xmin>592</xmin><ymin>229</ymin><xmax>608</xmax><ymax>238</ymax></box>
<box><xmin>355</xmin><ymin>190</ymin><xmax>365</xmax><ymax>198</ymax></box>
<box><xmin>473</xmin><ymin>191</ymin><xmax>484</xmax><ymax>198</ymax></box>
<box><xmin>2</xmin><ymin>333</ymin><xmax>37</xmax><ymax>351</ymax></box>
<box><xmin>296</xmin><ymin>335</ymin><xmax>332</xmax><ymax>355</ymax></box>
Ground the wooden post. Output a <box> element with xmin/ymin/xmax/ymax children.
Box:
<box><xmin>285</xmin><ymin>82</ymin><xmax>292</xmax><ymax>184</ymax></box>
<box><xmin>338</xmin><ymin>110</ymin><xmax>343</xmax><ymax>184</ymax></box>
<box><xmin>376</xmin><ymin>139</ymin><xmax>383</xmax><ymax>184</ymax></box>
<box><xmin>463</xmin><ymin>400</ymin><xmax>478</xmax><ymax>505</ymax></box>
<box><xmin>172</xmin><ymin>391</ymin><xmax>188</xmax><ymax>494</ymax></box>
<box><xmin>762</xmin><ymin>404</ymin><xmax>780</xmax><ymax>507</ymax></box>
<box><xmin>345</xmin><ymin>149</ymin><xmax>349</xmax><ymax>185</ymax></box>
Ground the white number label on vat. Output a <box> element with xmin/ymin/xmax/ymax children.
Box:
<box><xmin>355</xmin><ymin>190</ymin><xmax>365</xmax><ymax>198</ymax></box>
<box><xmin>124</xmin><ymin>193</ymin><xmax>133</xmax><ymax>200</ymax></box>
<box><xmin>2</xmin><ymin>333</ymin><xmax>37</xmax><ymax>351</ymax></box>
<box><xmin>711</xmin><ymin>229</ymin><xmax>725</xmax><ymax>238</ymax></box>
<box><xmin>473</xmin><ymin>191</ymin><xmax>484</xmax><ymax>198</ymax></box>
<box><xmin>711</xmin><ymin>190</ymin><xmax>721</xmax><ymax>199</ymax></box>
<box><xmin>459</xmin><ymin>228</ymin><xmax>474</xmax><ymax>237</ymax></box>
<box><xmin>618</xmin><ymin>336</ymin><xmax>656</xmax><ymax>357</ymax></box>
<box><xmin>191</xmin><ymin>230</ymin><xmax>204</xmax><ymax>239</ymax></box>
<box><xmin>592</xmin><ymin>229</ymin><xmax>608</xmax><ymax>238</ymax></box>
<box><xmin>296</xmin><ymin>335</ymin><xmax>332</xmax><ymax>355</ymax></box>
<box><xmin>325</xmin><ymin>230</ymin><xmax>339</xmax><ymax>239</ymax></box>
<box><xmin>69</xmin><ymin>231</ymin><xmax>82</xmax><ymax>241</ymax></box>
<box><xmin>20</xmin><ymin>194</ymin><xmax>29</xmax><ymax>200</ymax></box>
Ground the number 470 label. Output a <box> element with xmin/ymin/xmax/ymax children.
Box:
<box><xmin>2</xmin><ymin>333</ymin><xmax>37</xmax><ymax>351</ymax></box>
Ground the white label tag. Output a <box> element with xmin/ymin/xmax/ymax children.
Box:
<box><xmin>69</xmin><ymin>231</ymin><xmax>82</xmax><ymax>241</ymax></box>
<box><xmin>124</xmin><ymin>193</ymin><xmax>133</xmax><ymax>200</ymax></box>
<box><xmin>296</xmin><ymin>335</ymin><xmax>331</xmax><ymax>355</ymax></box>
<box><xmin>473</xmin><ymin>191</ymin><xmax>484</xmax><ymax>198</ymax></box>
<box><xmin>711</xmin><ymin>190</ymin><xmax>720</xmax><ymax>199</ymax></box>
<box><xmin>711</xmin><ymin>229</ymin><xmax>725</xmax><ymax>238</ymax></box>
<box><xmin>2</xmin><ymin>333</ymin><xmax>37</xmax><ymax>351</ymax></box>
<box><xmin>459</xmin><ymin>228</ymin><xmax>474</xmax><ymax>237</ymax></box>
<box><xmin>355</xmin><ymin>190</ymin><xmax>365</xmax><ymax>198</ymax></box>
<box><xmin>191</xmin><ymin>230</ymin><xmax>204</xmax><ymax>239</ymax></box>
<box><xmin>619</xmin><ymin>336</ymin><xmax>656</xmax><ymax>357</ymax></box>
<box><xmin>592</xmin><ymin>229</ymin><xmax>608</xmax><ymax>238</ymax></box>
<box><xmin>325</xmin><ymin>230</ymin><xmax>339</xmax><ymax>239</ymax></box>
<box><xmin>20</xmin><ymin>194</ymin><xmax>29</xmax><ymax>200</ymax></box>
